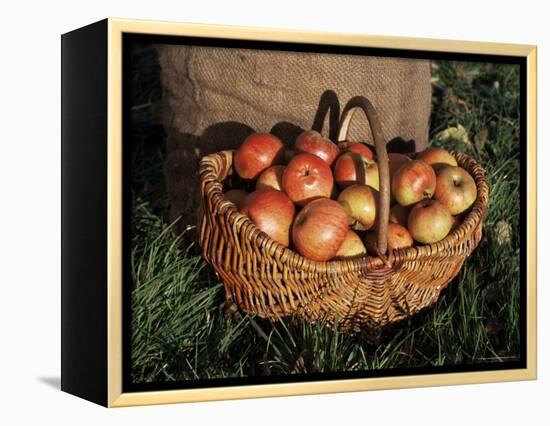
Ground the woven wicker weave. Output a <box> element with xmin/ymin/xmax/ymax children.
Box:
<box><xmin>198</xmin><ymin>96</ymin><xmax>489</xmax><ymax>332</ymax></box>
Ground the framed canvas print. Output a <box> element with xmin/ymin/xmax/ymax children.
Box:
<box><xmin>61</xmin><ymin>18</ymin><xmax>537</xmax><ymax>407</ymax></box>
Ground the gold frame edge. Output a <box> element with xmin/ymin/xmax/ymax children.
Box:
<box><xmin>105</xmin><ymin>18</ymin><xmax>537</xmax><ymax>408</ymax></box>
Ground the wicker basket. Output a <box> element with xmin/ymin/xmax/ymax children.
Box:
<box><xmin>198</xmin><ymin>96</ymin><xmax>489</xmax><ymax>332</ymax></box>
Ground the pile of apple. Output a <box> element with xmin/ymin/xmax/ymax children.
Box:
<box><xmin>223</xmin><ymin>130</ymin><xmax>477</xmax><ymax>262</ymax></box>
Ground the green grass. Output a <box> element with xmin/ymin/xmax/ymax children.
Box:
<box><xmin>129</xmin><ymin>46</ymin><xmax>521</xmax><ymax>383</ymax></box>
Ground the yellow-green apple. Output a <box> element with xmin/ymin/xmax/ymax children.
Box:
<box><xmin>337</xmin><ymin>184</ymin><xmax>378</xmax><ymax>231</ymax></box>
<box><xmin>408</xmin><ymin>199</ymin><xmax>453</xmax><ymax>244</ymax></box>
<box><xmin>224</xmin><ymin>189</ymin><xmax>248</xmax><ymax>209</ymax></box>
<box><xmin>240</xmin><ymin>188</ymin><xmax>296</xmax><ymax>247</ymax></box>
<box><xmin>292</xmin><ymin>198</ymin><xmax>349</xmax><ymax>261</ymax></box>
<box><xmin>294</xmin><ymin>130</ymin><xmax>340</xmax><ymax>166</ymax></box>
<box><xmin>386</xmin><ymin>223</ymin><xmax>414</xmax><ymax>249</ymax></box>
<box><xmin>388</xmin><ymin>204</ymin><xmax>410</xmax><ymax>227</ymax></box>
<box><xmin>388</xmin><ymin>153</ymin><xmax>412</xmax><ymax>203</ymax></box>
<box><xmin>392</xmin><ymin>160</ymin><xmax>436</xmax><ymax>206</ymax></box>
<box><xmin>282</xmin><ymin>153</ymin><xmax>334</xmax><ymax>206</ymax></box>
<box><xmin>234</xmin><ymin>133</ymin><xmax>284</xmax><ymax>180</ymax></box>
<box><xmin>333</xmin><ymin>152</ymin><xmax>379</xmax><ymax>190</ymax></box>
<box><xmin>256</xmin><ymin>165</ymin><xmax>285</xmax><ymax>191</ymax></box>
<box><xmin>388</xmin><ymin>153</ymin><xmax>412</xmax><ymax>179</ymax></box>
<box><xmin>338</xmin><ymin>141</ymin><xmax>374</xmax><ymax>160</ymax></box>
<box><xmin>417</xmin><ymin>147</ymin><xmax>457</xmax><ymax>171</ymax></box>
<box><xmin>434</xmin><ymin>166</ymin><xmax>477</xmax><ymax>215</ymax></box>
<box><xmin>335</xmin><ymin>230</ymin><xmax>367</xmax><ymax>258</ymax></box>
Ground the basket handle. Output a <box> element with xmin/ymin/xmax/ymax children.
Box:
<box><xmin>337</xmin><ymin>96</ymin><xmax>390</xmax><ymax>256</ymax></box>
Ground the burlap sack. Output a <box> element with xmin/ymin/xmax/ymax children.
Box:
<box><xmin>159</xmin><ymin>44</ymin><xmax>432</xmax><ymax>231</ymax></box>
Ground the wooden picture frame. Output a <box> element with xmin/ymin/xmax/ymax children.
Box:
<box><xmin>61</xmin><ymin>18</ymin><xmax>537</xmax><ymax>407</ymax></box>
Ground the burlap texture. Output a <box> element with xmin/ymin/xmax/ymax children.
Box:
<box><xmin>158</xmin><ymin>44</ymin><xmax>432</xmax><ymax>231</ymax></box>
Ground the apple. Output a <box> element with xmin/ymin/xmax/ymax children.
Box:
<box><xmin>386</xmin><ymin>223</ymin><xmax>414</xmax><ymax>249</ymax></box>
<box><xmin>364</xmin><ymin>223</ymin><xmax>413</xmax><ymax>253</ymax></box>
<box><xmin>417</xmin><ymin>147</ymin><xmax>457</xmax><ymax>171</ymax></box>
<box><xmin>388</xmin><ymin>153</ymin><xmax>412</xmax><ymax>179</ymax></box>
<box><xmin>234</xmin><ymin>133</ymin><xmax>284</xmax><ymax>180</ymax></box>
<box><xmin>282</xmin><ymin>153</ymin><xmax>334</xmax><ymax>206</ymax></box>
<box><xmin>391</xmin><ymin>160</ymin><xmax>436</xmax><ymax>206</ymax></box>
<box><xmin>407</xmin><ymin>199</ymin><xmax>453</xmax><ymax>244</ymax></box>
<box><xmin>256</xmin><ymin>165</ymin><xmax>285</xmax><ymax>191</ymax></box>
<box><xmin>338</xmin><ymin>141</ymin><xmax>374</xmax><ymax>159</ymax></box>
<box><xmin>434</xmin><ymin>166</ymin><xmax>477</xmax><ymax>215</ymax></box>
<box><xmin>388</xmin><ymin>153</ymin><xmax>412</xmax><ymax>203</ymax></box>
<box><xmin>333</xmin><ymin>152</ymin><xmax>379</xmax><ymax>190</ymax></box>
<box><xmin>224</xmin><ymin>189</ymin><xmax>248</xmax><ymax>209</ymax></box>
<box><xmin>292</xmin><ymin>198</ymin><xmax>349</xmax><ymax>261</ymax></box>
<box><xmin>335</xmin><ymin>230</ymin><xmax>367</xmax><ymax>258</ymax></box>
<box><xmin>295</xmin><ymin>130</ymin><xmax>340</xmax><ymax>166</ymax></box>
<box><xmin>388</xmin><ymin>204</ymin><xmax>410</xmax><ymax>227</ymax></box>
<box><xmin>240</xmin><ymin>188</ymin><xmax>296</xmax><ymax>247</ymax></box>
<box><xmin>337</xmin><ymin>184</ymin><xmax>378</xmax><ymax>231</ymax></box>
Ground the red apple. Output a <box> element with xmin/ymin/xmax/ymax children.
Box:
<box><xmin>388</xmin><ymin>153</ymin><xmax>412</xmax><ymax>179</ymax></box>
<box><xmin>256</xmin><ymin>165</ymin><xmax>285</xmax><ymax>191</ymax></box>
<box><xmin>364</xmin><ymin>223</ymin><xmax>414</xmax><ymax>253</ymax></box>
<box><xmin>282</xmin><ymin>153</ymin><xmax>334</xmax><ymax>206</ymax></box>
<box><xmin>240</xmin><ymin>188</ymin><xmax>296</xmax><ymax>247</ymax></box>
<box><xmin>338</xmin><ymin>141</ymin><xmax>374</xmax><ymax>159</ymax></box>
<box><xmin>388</xmin><ymin>204</ymin><xmax>410</xmax><ymax>227</ymax></box>
<box><xmin>333</xmin><ymin>152</ymin><xmax>379</xmax><ymax>190</ymax></box>
<box><xmin>335</xmin><ymin>230</ymin><xmax>366</xmax><ymax>258</ymax></box>
<box><xmin>234</xmin><ymin>133</ymin><xmax>284</xmax><ymax>180</ymax></box>
<box><xmin>391</xmin><ymin>160</ymin><xmax>436</xmax><ymax>207</ymax></box>
<box><xmin>292</xmin><ymin>198</ymin><xmax>349</xmax><ymax>261</ymax></box>
<box><xmin>388</xmin><ymin>153</ymin><xmax>412</xmax><ymax>203</ymax></box>
<box><xmin>337</xmin><ymin>184</ymin><xmax>378</xmax><ymax>231</ymax></box>
<box><xmin>417</xmin><ymin>147</ymin><xmax>457</xmax><ymax>170</ymax></box>
<box><xmin>408</xmin><ymin>199</ymin><xmax>453</xmax><ymax>244</ymax></box>
<box><xmin>434</xmin><ymin>166</ymin><xmax>477</xmax><ymax>215</ymax></box>
<box><xmin>295</xmin><ymin>130</ymin><xmax>340</xmax><ymax>166</ymax></box>
<box><xmin>224</xmin><ymin>189</ymin><xmax>248</xmax><ymax>209</ymax></box>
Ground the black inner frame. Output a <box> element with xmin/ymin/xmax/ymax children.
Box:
<box><xmin>122</xmin><ymin>33</ymin><xmax>528</xmax><ymax>393</ymax></box>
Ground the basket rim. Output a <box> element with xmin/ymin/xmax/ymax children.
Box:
<box><xmin>199</xmin><ymin>149</ymin><xmax>489</xmax><ymax>272</ymax></box>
